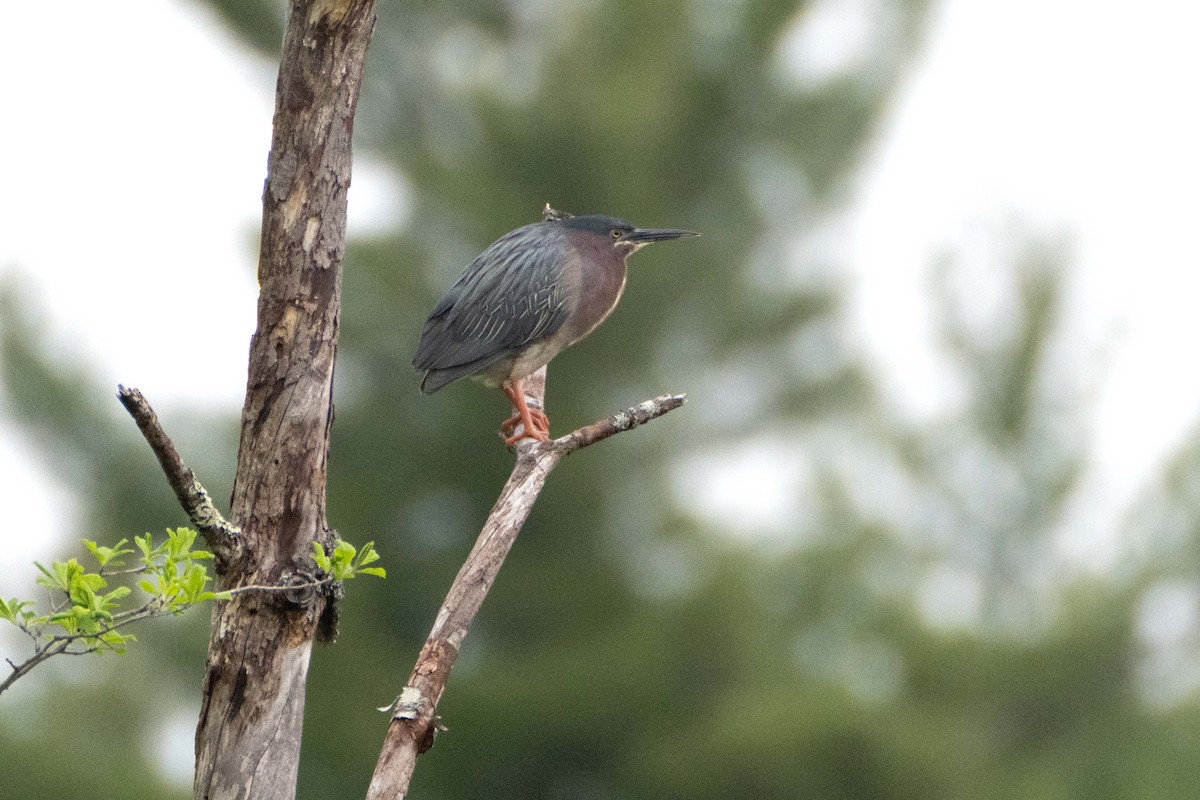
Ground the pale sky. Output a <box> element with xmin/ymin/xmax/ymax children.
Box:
<box><xmin>848</xmin><ymin>0</ymin><xmax>1200</xmax><ymax>570</ymax></box>
<box><xmin>669</xmin><ymin>0</ymin><xmax>1200</xmax><ymax>580</ymax></box>
<box><xmin>0</xmin><ymin>2</ymin><xmax>402</xmax><ymax>589</ymax></box>
<box><xmin>3</xmin><ymin>0</ymin><xmax>1200</xmax><ymax>582</ymax></box>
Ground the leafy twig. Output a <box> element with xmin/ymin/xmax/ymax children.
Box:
<box><xmin>0</xmin><ymin>531</ymin><xmax>384</xmax><ymax>697</ymax></box>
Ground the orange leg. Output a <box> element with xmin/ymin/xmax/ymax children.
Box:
<box><xmin>500</xmin><ymin>379</ymin><xmax>550</xmax><ymax>444</ymax></box>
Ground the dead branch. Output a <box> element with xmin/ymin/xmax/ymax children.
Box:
<box><xmin>366</xmin><ymin>389</ymin><xmax>685</xmax><ymax>799</ymax></box>
<box><xmin>116</xmin><ymin>385</ymin><xmax>240</xmax><ymax>565</ymax></box>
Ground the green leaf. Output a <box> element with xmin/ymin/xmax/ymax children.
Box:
<box><xmin>83</xmin><ymin>538</ymin><xmax>134</xmax><ymax>568</ymax></box>
<box><xmin>48</xmin><ymin>610</ymin><xmax>79</xmax><ymax>635</ymax></box>
<box><xmin>325</xmin><ymin>541</ymin><xmax>357</xmax><ymax>579</ymax></box>
<box><xmin>312</xmin><ymin>542</ymin><xmax>332</xmax><ymax>573</ymax></box>
<box><xmin>68</xmin><ymin>580</ymin><xmax>97</xmax><ymax>610</ymax></box>
<box><xmin>135</xmin><ymin>533</ymin><xmax>163</xmax><ymax>568</ymax></box>
<box><xmin>332</xmin><ymin>540</ymin><xmax>356</xmax><ymax>565</ymax></box>
<box><xmin>106</xmin><ymin>586</ymin><xmax>132</xmax><ymax>601</ymax></box>
<box><xmin>355</xmin><ymin>541</ymin><xmax>381</xmax><ymax>566</ymax></box>
<box><xmin>165</xmin><ymin>527</ymin><xmax>199</xmax><ymax>561</ymax></box>
<box><xmin>76</xmin><ymin>610</ymin><xmax>103</xmax><ymax>634</ymax></box>
<box><xmin>0</xmin><ymin>597</ymin><xmax>29</xmax><ymax>623</ymax></box>
<box><xmin>98</xmin><ymin>630</ymin><xmax>132</xmax><ymax>653</ymax></box>
<box><xmin>34</xmin><ymin>560</ymin><xmax>68</xmax><ymax>591</ymax></box>
<box><xmin>76</xmin><ymin>571</ymin><xmax>107</xmax><ymax>593</ymax></box>
<box><xmin>180</xmin><ymin>563</ymin><xmax>212</xmax><ymax>603</ymax></box>
<box><xmin>356</xmin><ymin>567</ymin><xmax>387</xmax><ymax>579</ymax></box>
<box><xmin>99</xmin><ymin>587</ymin><xmax>132</xmax><ymax>612</ymax></box>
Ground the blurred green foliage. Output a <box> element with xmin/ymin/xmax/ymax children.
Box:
<box><xmin>5</xmin><ymin>1</ymin><xmax>1200</xmax><ymax>799</ymax></box>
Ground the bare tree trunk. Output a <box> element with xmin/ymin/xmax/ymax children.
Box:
<box><xmin>190</xmin><ymin>2</ymin><xmax>376</xmax><ymax>798</ymax></box>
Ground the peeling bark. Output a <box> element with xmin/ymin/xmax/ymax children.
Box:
<box><xmin>190</xmin><ymin>2</ymin><xmax>377</xmax><ymax>798</ymax></box>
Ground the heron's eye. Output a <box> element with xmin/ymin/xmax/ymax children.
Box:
<box><xmin>611</xmin><ymin>228</ymin><xmax>624</xmax><ymax>239</ymax></box>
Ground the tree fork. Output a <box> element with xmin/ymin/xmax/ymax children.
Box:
<box><xmin>367</xmin><ymin>385</ymin><xmax>686</xmax><ymax>798</ymax></box>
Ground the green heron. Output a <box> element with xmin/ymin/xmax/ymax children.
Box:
<box><xmin>414</xmin><ymin>213</ymin><xmax>698</xmax><ymax>444</ymax></box>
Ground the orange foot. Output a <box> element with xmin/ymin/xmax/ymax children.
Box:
<box><xmin>500</xmin><ymin>408</ymin><xmax>550</xmax><ymax>444</ymax></box>
<box><xmin>501</xmin><ymin>380</ymin><xmax>551</xmax><ymax>445</ymax></box>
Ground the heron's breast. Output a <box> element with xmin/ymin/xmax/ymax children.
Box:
<box><xmin>564</xmin><ymin>249</ymin><xmax>627</xmax><ymax>346</ymax></box>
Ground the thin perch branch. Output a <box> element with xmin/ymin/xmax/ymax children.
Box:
<box><xmin>552</xmin><ymin>393</ymin><xmax>687</xmax><ymax>453</ymax></box>
<box><xmin>0</xmin><ymin>639</ymin><xmax>70</xmax><ymax>696</ymax></box>
<box><xmin>366</xmin><ymin>391</ymin><xmax>686</xmax><ymax>799</ymax></box>
<box><xmin>116</xmin><ymin>385</ymin><xmax>240</xmax><ymax>563</ymax></box>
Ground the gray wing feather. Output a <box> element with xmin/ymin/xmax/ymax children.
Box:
<box><xmin>414</xmin><ymin>223</ymin><xmax>572</xmax><ymax>390</ymax></box>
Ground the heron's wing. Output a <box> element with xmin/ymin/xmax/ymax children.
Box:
<box><xmin>414</xmin><ymin>224</ymin><xmax>572</xmax><ymax>386</ymax></box>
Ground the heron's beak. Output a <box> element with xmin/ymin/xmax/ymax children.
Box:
<box><xmin>625</xmin><ymin>227</ymin><xmax>701</xmax><ymax>244</ymax></box>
